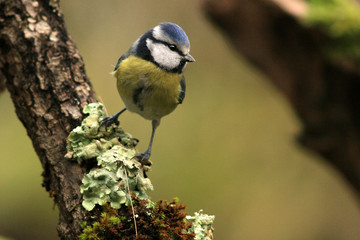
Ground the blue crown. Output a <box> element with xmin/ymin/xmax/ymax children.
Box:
<box><xmin>160</xmin><ymin>22</ymin><xmax>190</xmax><ymax>48</ymax></box>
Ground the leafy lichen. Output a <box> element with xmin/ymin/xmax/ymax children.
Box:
<box><xmin>186</xmin><ymin>210</ymin><xmax>215</xmax><ymax>240</ymax></box>
<box><xmin>304</xmin><ymin>0</ymin><xmax>360</xmax><ymax>63</ymax></box>
<box><xmin>66</xmin><ymin>103</ymin><xmax>138</xmax><ymax>163</ymax></box>
<box><xmin>66</xmin><ymin>102</ymin><xmax>152</xmax><ymax>211</ymax></box>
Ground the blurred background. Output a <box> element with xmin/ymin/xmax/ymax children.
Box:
<box><xmin>1</xmin><ymin>0</ymin><xmax>360</xmax><ymax>239</ymax></box>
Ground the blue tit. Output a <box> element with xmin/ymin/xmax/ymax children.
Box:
<box><xmin>100</xmin><ymin>22</ymin><xmax>195</xmax><ymax>162</ymax></box>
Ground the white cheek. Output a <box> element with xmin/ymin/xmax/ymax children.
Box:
<box><xmin>147</xmin><ymin>39</ymin><xmax>181</xmax><ymax>70</ymax></box>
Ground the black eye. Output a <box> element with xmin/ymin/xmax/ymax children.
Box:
<box><xmin>169</xmin><ymin>44</ymin><xmax>177</xmax><ymax>51</ymax></box>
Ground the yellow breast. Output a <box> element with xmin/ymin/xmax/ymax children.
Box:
<box><xmin>113</xmin><ymin>55</ymin><xmax>182</xmax><ymax>120</ymax></box>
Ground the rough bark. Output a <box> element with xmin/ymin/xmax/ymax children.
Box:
<box><xmin>203</xmin><ymin>0</ymin><xmax>360</xmax><ymax>195</ymax></box>
<box><xmin>0</xmin><ymin>0</ymin><xmax>97</xmax><ymax>238</ymax></box>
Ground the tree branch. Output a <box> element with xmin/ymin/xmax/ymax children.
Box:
<box><xmin>1</xmin><ymin>0</ymin><xmax>96</xmax><ymax>238</ymax></box>
<box><xmin>203</xmin><ymin>0</ymin><xmax>360</xmax><ymax>195</ymax></box>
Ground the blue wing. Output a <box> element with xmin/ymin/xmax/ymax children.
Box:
<box><xmin>178</xmin><ymin>75</ymin><xmax>186</xmax><ymax>104</ymax></box>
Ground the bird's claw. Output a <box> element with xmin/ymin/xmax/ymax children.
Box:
<box><xmin>134</xmin><ymin>152</ymin><xmax>151</xmax><ymax>165</ymax></box>
<box><xmin>99</xmin><ymin>115</ymin><xmax>120</xmax><ymax>130</ymax></box>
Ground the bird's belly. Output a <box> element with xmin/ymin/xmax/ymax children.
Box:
<box><xmin>122</xmin><ymin>88</ymin><xmax>179</xmax><ymax>120</ymax></box>
<box><xmin>114</xmin><ymin>56</ymin><xmax>182</xmax><ymax>120</ymax></box>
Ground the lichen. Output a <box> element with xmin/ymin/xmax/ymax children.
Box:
<box><xmin>66</xmin><ymin>103</ymin><xmax>138</xmax><ymax>163</ymax></box>
<box><xmin>186</xmin><ymin>210</ymin><xmax>215</xmax><ymax>240</ymax></box>
<box><xmin>303</xmin><ymin>0</ymin><xmax>360</xmax><ymax>63</ymax></box>
<box><xmin>66</xmin><ymin>102</ymin><xmax>152</xmax><ymax>211</ymax></box>
<box><xmin>80</xmin><ymin>168</ymin><xmax>127</xmax><ymax>210</ymax></box>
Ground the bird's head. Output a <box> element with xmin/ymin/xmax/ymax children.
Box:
<box><xmin>133</xmin><ymin>22</ymin><xmax>195</xmax><ymax>73</ymax></box>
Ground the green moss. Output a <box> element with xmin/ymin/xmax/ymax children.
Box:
<box><xmin>304</xmin><ymin>0</ymin><xmax>360</xmax><ymax>63</ymax></box>
<box><xmin>66</xmin><ymin>103</ymin><xmax>152</xmax><ymax>211</ymax></box>
<box><xmin>80</xmin><ymin>199</ymin><xmax>197</xmax><ymax>240</ymax></box>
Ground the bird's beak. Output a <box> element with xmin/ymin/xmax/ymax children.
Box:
<box><xmin>184</xmin><ymin>54</ymin><xmax>195</xmax><ymax>62</ymax></box>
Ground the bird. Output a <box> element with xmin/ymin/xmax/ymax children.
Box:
<box><xmin>100</xmin><ymin>22</ymin><xmax>195</xmax><ymax>163</ymax></box>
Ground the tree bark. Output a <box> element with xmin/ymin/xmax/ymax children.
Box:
<box><xmin>1</xmin><ymin>0</ymin><xmax>97</xmax><ymax>238</ymax></box>
<box><xmin>203</xmin><ymin>0</ymin><xmax>360</xmax><ymax>196</ymax></box>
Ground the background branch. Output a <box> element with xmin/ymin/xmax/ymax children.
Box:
<box><xmin>203</xmin><ymin>0</ymin><xmax>360</xmax><ymax>196</ymax></box>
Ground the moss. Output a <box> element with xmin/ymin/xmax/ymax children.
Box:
<box><xmin>80</xmin><ymin>198</ymin><xmax>196</xmax><ymax>240</ymax></box>
<box><xmin>304</xmin><ymin>0</ymin><xmax>360</xmax><ymax>63</ymax></box>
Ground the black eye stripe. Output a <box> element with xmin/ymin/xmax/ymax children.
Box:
<box><xmin>165</xmin><ymin>43</ymin><xmax>183</xmax><ymax>56</ymax></box>
<box><xmin>148</xmin><ymin>35</ymin><xmax>184</xmax><ymax>56</ymax></box>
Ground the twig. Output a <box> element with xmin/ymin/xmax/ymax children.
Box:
<box><xmin>123</xmin><ymin>165</ymin><xmax>138</xmax><ymax>237</ymax></box>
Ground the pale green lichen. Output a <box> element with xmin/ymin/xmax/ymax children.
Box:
<box><xmin>66</xmin><ymin>102</ymin><xmax>153</xmax><ymax>211</ymax></box>
<box><xmin>81</xmin><ymin>168</ymin><xmax>126</xmax><ymax>210</ymax></box>
<box><xmin>66</xmin><ymin>103</ymin><xmax>138</xmax><ymax>163</ymax></box>
<box><xmin>186</xmin><ymin>210</ymin><xmax>215</xmax><ymax>240</ymax></box>
<box><xmin>303</xmin><ymin>0</ymin><xmax>360</xmax><ymax>63</ymax></box>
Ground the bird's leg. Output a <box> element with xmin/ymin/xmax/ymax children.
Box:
<box><xmin>99</xmin><ymin>107</ymin><xmax>127</xmax><ymax>129</ymax></box>
<box><xmin>135</xmin><ymin>119</ymin><xmax>160</xmax><ymax>163</ymax></box>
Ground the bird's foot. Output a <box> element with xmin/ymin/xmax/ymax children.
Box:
<box><xmin>99</xmin><ymin>115</ymin><xmax>120</xmax><ymax>130</ymax></box>
<box><xmin>134</xmin><ymin>151</ymin><xmax>152</xmax><ymax>165</ymax></box>
<box><xmin>99</xmin><ymin>108</ymin><xmax>127</xmax><ymax>131</ymax></box>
